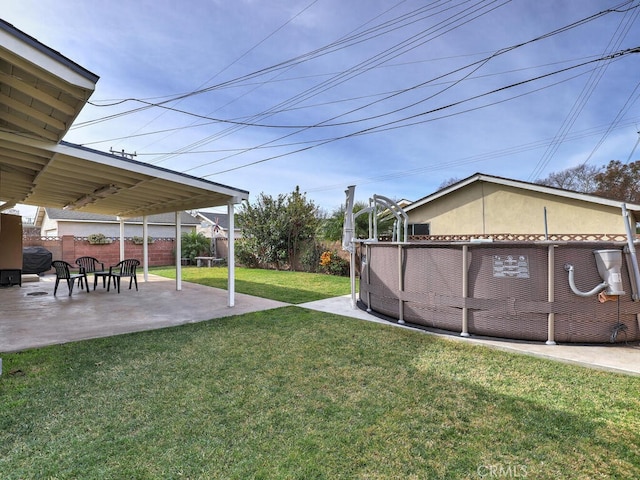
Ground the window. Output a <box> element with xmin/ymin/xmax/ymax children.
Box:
<box><xmin>410</xmin><ymin>223</ymin><xmax>430</xmax><ymax>235</ymax></box>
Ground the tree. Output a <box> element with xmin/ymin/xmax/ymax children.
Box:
<box><xmin>322</xmin><ymin>203</ymin><xmax>351</xmax><ymax>242</ymax></box>
<box><xmin>322</xmin><ymin>201</ymin><xmax>395</xmax><ymax>242</ymax></box>
<box><xmin>535</xmin><ymin>160</ymin><xmax>640</xmax><ymax>203</ymax></box>
<box><xmin>593</xmin><ymin>160</ymin><xmax>640</xmax><ymax>203</ymax></box>
<box><xmin>237</xmin><ymin>187</ymin><xmax>320</xmax><ymax>270</ymax></box>
<box><xmin>535</xmin><ymin>163</ymin><xmax>601</xmax><ymax>193</ymax></box>
<box><xmin>283</xmin><ymin>186</ymin><xmax>321</xmax><ymax>269</ymax></box>
<box><xmin>437</xmin><ymin>177</ymin><xmax>461</xmax><ymax>190</ymax></box>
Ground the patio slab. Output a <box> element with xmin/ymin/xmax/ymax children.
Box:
<box><xmin>0</xmin><ymin>274</ymin><xmax>288</xmax><ymax>353</ymax></box>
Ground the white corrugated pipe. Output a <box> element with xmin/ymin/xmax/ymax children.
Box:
<box><xmin>564</xmin><ymin>263</ymin><xmax>608</xmax><ymax>297</ymax></box>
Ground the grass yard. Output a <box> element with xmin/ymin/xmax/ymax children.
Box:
<box><xmin>151</xmin><ymin>266</ymin><xmax>353</xmax><ymax>303</ymax></box>
<box><xmin>1</xmin><ymin>306</ymin><xmax>639</xmax><ymax>479</ymax></box>
<box><xmin>1</xmin><ymin>267</ymin><xmax>639</xmax><ymax>478</ymax></box>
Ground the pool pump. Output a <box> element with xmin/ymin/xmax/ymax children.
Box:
<box><xmin>564</xmin><ymin>249</ymin><xmax>625</xmax><ymax>298</ymax></box>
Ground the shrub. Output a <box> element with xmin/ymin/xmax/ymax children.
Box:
<box><xmin>319</xmin><ymin>250</ymin><xmax>349</xmax><ymax>276</ymax></box>
<box><xmin>299</xmin><ymin>241</ymin><xmax>325</xmax><ymax>273</ymax></box>
<box><xmin>87</xmin><ymin>233</ymin><xmax>112</xmax><ymax>245</ymax></box>
<box><xmin>132</xmin><ymin>236</ymin><xmax>154</xmax><ymax>245</ymax></box>
<box><xmin>234</xmin><ymin>238</ymin><xmax>260</xmax><ymax>268</ymax></box>
<box><xmin>181</xmin><ymin>231</ymin><xmax>210</xmax><ymax>263</ymax></box>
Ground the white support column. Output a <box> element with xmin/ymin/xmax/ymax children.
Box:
<box><xmin>119</xmin><ymin>217</ymin><xmax>125</xmax><ymax>261</ymax></box>
<box><xmin>143</xmin><ymin>215</ymin><xmax>149</xmax><ymax>282</ymax></box>
<box><xmin>175</xmin><ymin>211</ymin><xmax>182</xmax><ymax>291</ymax></box>
<box><xmin>228</xmin><ymin>201</ymin><xmax>236</xmax><ymax>307</ymax></box>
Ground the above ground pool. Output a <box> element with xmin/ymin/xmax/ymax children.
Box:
<box><xmin>359</xmin><ymin>241</ymin><xmax>640</xmax><ymax>344</ymax></box>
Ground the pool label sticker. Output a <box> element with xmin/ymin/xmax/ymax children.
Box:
<box><xmin>493</xmin><ymin>254</ymin><xmax>530</xmax><ymax>278</ymax></box>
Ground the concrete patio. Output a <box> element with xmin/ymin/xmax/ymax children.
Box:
<box><xmin>0</xmin><ymin>273</ymin><xmax>288</xmax><ymax>353</ymax></box>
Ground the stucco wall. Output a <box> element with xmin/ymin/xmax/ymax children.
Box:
<box><xmin>408</xmin><ymin>182</ymin><xmax>631</xmax><ymax>235</ymax></box>
<box><xmin>54</xmin><ymin>221</ymin><xmax>196</xmax><ymax>238</ymax></box>
<box><xmin>41</xmin><ymin>215</ymin><xmax>58</xmax><ymax>236</ymax></box>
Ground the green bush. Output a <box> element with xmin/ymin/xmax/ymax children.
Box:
<box><xmin>319</xmin><ymin>250</ymin><xmax>350</xmax><ymax>276</ymax></box>
<box><xmin>87</xmin><ymin>233</ymin><xmax>112</xmax><ymax>245</ymax></box>
<box><xmin>299</xmin><ymin>241</ymin><xmax>323</xmax><ymax>273</ymax></box>
<box><xmin>132</xmin><ymin>236</ymin><xmax>154</xmax><ymax>245</ymax></box>
<box><xmin>181</xmin><ymin>231</ymin><xmax>210</xmax><ymax>263</ymax></box>
<box><xmin>234</xmin><ymin>238</ymin><xmax>260</xmax><ymax>268</ymax></box>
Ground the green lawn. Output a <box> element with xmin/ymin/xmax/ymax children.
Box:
<box><xmin>1</xmin><ymin>269</ymin><xmax>639</xmax><ymax>479</ymax></box>
<box><xmin>151</xmin><ymin>266</ymin><xmax>353</xmax><ymax>303</ymax></box>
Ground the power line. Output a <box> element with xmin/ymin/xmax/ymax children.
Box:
<box><xmin>186</xmin><ymin>48</ymin><xmax>637</xmax><ymax>177</ymax></box>
<box><xmin>527</xmin><ymin>0</ymin><xmax>640</xmax><ymax>180</ymax></box>
<box><xmin>77</xmin><ymin>0</ymin><xmax>632</xmax><ymax>168</ymax></box>
<box><xmin>78</xmin><ymin>53</ymin><xmax>601</xmax><ymax>148</ymax></box>
<box><xmin>302</xmin><ymin>118</ymin><xmax>640</xmax><ymax>193</ymax></box>
<box><xmin>73</xmin><ymin>0</ymin><xmax>447</xmax><ymax>127</ymax></box>
<box><xmin>132</xmin><ymin>0</ymin><xmax>322</xmax><ymax>151</ymax></box>
<box><xmin>66</xmin><ymin>0</ymin><xmax>640</xmax><ymax>189</ymax></box>
<box><xmin>150</xmin><ymin>0</ymin><xmax>511</xmax><ymax>165</ymax></box>
<box><xmin>132</xmin><ymin>116</ymin><xmax>640</xmax><ymax>157</ymax></box>
<box><xmin>626</xmin><ymin>130</ymin><xmax>640</xmax><ymax>163</ymax></box>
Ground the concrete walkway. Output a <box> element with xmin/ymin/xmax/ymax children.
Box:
<box><xmin>1</xmin><ymin>275</ymin><xmax>638</xmax><ymax>376</ymax></box>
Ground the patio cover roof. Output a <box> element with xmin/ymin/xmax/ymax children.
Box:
<box><xmin>0</xmin><ymin>19</ymin><xmax>248</xmax><ymax>217</ymax></box>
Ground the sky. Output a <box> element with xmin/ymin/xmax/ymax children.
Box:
<box><xmin>4</xmin><ymin>0</ymin><xmax>640</xmax><ymax>217</ymax></box>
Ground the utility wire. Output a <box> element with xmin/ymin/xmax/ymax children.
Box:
<box><xmin>625</xmin><ymin>130</ymin><xmax>640</xmax><ymax>163</ymax></box>
<box><xmin>79</xmin><ymin>53</ymin><xmax>601</xmax><ymax>148</ymax></box>
<box><xmin>77</xmin><ymin>0</ymin><xmax>456</xmax><ymax>161</ymax></box>
<box><xmin>527</xmin><ymin>0</ymin><xmax>640</xmax><ymax>180</ymax></box>
<box><xmin>581</xmin><ymin>80</ymin><xmax>640</xmax><ymax>166</ymax></box>
<box><xmin>73</xmin><ymin>0</ymin><xmax>446</xmax><ymax>126</ymax></box>
<box><xmin>79</xmin><ymin>0</ymin><xmax>631</xmax><ymax>170</ymax></box>
<box><xmin>146</xmin><ymin>0</ymin><xmax>502</xmax><ymax>165</ymax></box>
<box><xmin>133</xmin><ymin>116</ymin><xmax>640</xmax><ymax>157</ymax></box>
<box><xmin>69</xmin><ymin>0</ymin><xmax>639</xmax><ymax>184</ymax></box>
<box><xmin>189</xmin><ymin>48</ymin><xmax>638</xmax><ymax>177</ymax></box>
<box><xmin>133</xmin><ymin>0</ymin><xmax>322</xmax><ymax>150</ymax></box>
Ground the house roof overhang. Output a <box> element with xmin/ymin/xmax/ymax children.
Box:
<box><xmin>0</xmin><ymin>19</ymin><xmax>97</xmax><ymax>144</ymax></box>
<box><xmin>0</xmin><ymin>19</ymin><xmax>249</xmax><ymax>217</ymax></box>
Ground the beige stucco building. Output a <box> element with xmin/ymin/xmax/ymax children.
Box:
<box><xmin>405</xmin><ymin>173</ymin><xmax>640</xmax><ymax>238</ymax></box>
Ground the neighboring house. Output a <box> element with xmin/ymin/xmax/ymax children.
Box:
<box><xmin>392</xmin><ymin>199</ymin><xmax>412</xmax><ymax>210</ymax></box>
<box><xmin>404</xmin><ymin>172</ymin><xmax>640</xmax><ymax>237</ymax></box>
<box><xmin>35</xmin><ymin>207</ymin><xmax>199</xmax><ymax>238</ymax></box>
<box><xmin>195</xmin><ymin>211</ymin><xmax>243</xmax><ymax>239</ymax></box>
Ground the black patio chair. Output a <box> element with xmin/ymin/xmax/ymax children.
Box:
<box><xmin>75</xmin><ymin>256</ymin><xmax>109</xmax><ymax>290</ymax></box>
<box><xmin>107</xmin><ymin>259</ymin><xmax>140</xmax><ymax>293</ymax></box>
<box><xmin>52</xmin><ymin>260</ymin><xmax>89</xmax><ymax>296</ymax></box>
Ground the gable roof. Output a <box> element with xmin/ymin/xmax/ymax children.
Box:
<box><xmin>196</xmin><ymin>211</ymin><xmax>235</xmax><ymax>230</ymax></box>
<box><xmin>40</xmin><ymin>207</ymin><xmax>199</xmax><ymax>226</ymax></box>
<box><xmin>405</xmin><ymin>173</ymin><xmax>640</xmax><ymax>213</ymax></box>
<box><xmin>0</xmin><ymin>20</ymin><xmax>249</xmax><ymax>217</ymax></box>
